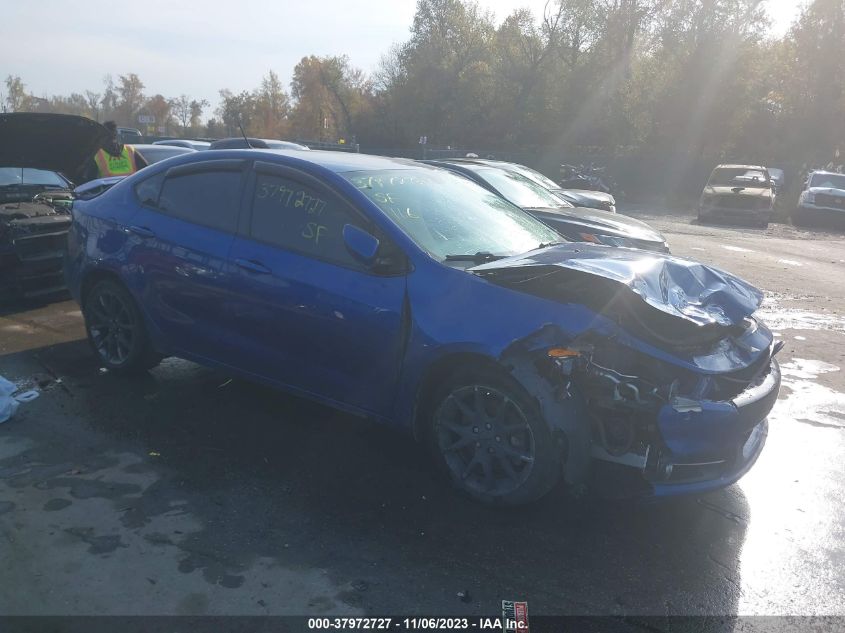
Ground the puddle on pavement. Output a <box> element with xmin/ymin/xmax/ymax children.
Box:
<box><xmin>738</xmin><ymin>358</ymin><xmax>844</xmax><ymax>613</ymax></box>
<box><xmin>755</xmin><ymin>295</ymin><xmax>845</xmax><ymax>332</ymax></box>
<box><xmin>772</xmin><ymin>359</ymin><xmax>845</xmax><ymax>430</ymax></box>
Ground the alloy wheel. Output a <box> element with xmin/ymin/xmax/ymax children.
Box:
<box><xmin>434</xmin><ymin>385</ymin><xmax>536</xmax><ymax>495</ymax></box>
<box><xmin>87</xmin><ymin>289</ymin><xmax>137</xmax><ymax>365</ymax></box>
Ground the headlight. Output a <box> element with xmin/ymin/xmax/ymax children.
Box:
<box><xmin>801</xmin><ymin>191</ymin><xmax>816</xmax><ymax>204</ymax></box>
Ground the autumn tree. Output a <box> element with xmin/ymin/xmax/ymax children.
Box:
<box><xmin>4</xmin><ymin>75</ymin><xmax>31</xmax><ymax>112</ymax></box>
<box><xmin>289</xmin><ymin>56</ymin><xmax>371</xmax><ymax>141</ymax></box>
<box><xmin>115</xmin><ymin>73</ymin><xmax>146</xmax><ymax>126</ymax></box>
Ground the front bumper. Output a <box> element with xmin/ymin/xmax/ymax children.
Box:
<box><xmin>0</xmin><ymin>216</ymin><xmax>71</xmax><ymax>299</ymax></box>
<box><xmin>794</xmin><ymin>202</ymin><xmax>845</xmax><ymax>220</ymax></box>
<box><xmin>590</xmin><ymin>357</ymin><xmax>780</xmax><ymax>498</ymax></box>
<box><xmin>648</xmin><ymin>357</ymin><xmax>779</xmax><ymax>496</ymax></box>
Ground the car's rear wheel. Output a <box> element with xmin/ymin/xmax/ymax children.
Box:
<box><xmin>83</xmin><ymin>279</ymin><xmax>160</xmax><ymax>373</ymax></box>
<box><xmin>428</xmin><ymin>367</ymin><xmax>561</xmax><ymax>505</ymax></box>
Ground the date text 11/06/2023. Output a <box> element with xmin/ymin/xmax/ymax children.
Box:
<box><xmin>307</xmin><ymin>618</ymin><xmax>527</xmax><ymax>630</ymax></box>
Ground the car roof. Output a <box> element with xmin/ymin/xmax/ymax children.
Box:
<box><xmin>153</xmin><ymin>139</ymin><xmax>210</xmax><ymax>146</ymax></box>
<box><xmin>170</xmin><ymin>148</ymin><xmax>427</xmax><ymax>174</ymax></box>
<box><xmin>128</xmin><ymin>144</ymin><xmax>195</xmax><ymax>152</ymax></box>
<box><xmin>428</xmin><ymin>159</ymin><xmax>490</xmax><ymax>171</ymax></box>
<box><xmin>809</xmin><ymin>170</ymin><xmax>842</xmax><ymax>176</ymax></box>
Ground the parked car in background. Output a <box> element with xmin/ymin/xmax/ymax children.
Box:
<box><xmin>66</xmin><ymin>149</ymin><xmax>779</xmax><ymax>504</ymax></box>
<box><xmin>767</xmin><ymin>167</ymin><xmax>785</xmax><ymax>194</ymax></box>
<box><xmin>0</xmin><ymin>113</ymin><xmax>108</xmax><ymax>299</ymax></box>
<box><xmin>425</xmin><ymin>159</ymin><xmax>668</xmax><ymax>252</ymax></box>
<box><xmin>698</xmin><ymin>165</ymin><xmax>775</xmax><ymax>228</ymax></box>
<box><xmin>793</xmin><ymin>170</ymin><xmax>845</xmax><ymax>226</ymax></box>
<box><xmin>128</xmin><ymin>144</ymin><xmax>196</xmax><ymax>165</ymax></box>
<box><xmin>470</xmin><ymin>159</ymin><xmax>617</xmax><ymax>213</ymax></box>
<box><xmin>117</xmin><ymin>127</ymin><xmax>143</xmax><ymax>144</ymax></box>
<box><xmin>153</xmin><ymin>139</ymin><xmax>211</xmax><ymax>151</ymax></box>
<box><xmin>558</xmin><ymin>163</ymin><xmax>616</xmax><ymax>194</ymax></box>
<box><xmin>208</xmin><ymin>138</ymin><xmax>309</xmax><ymax>150</ymax></box>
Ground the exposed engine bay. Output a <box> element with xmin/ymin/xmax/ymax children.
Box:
<box><xmin>481</xmin><ymin>247</ymin><xmax>781</xmax><ymax>496</ymax></box>
<box><xmin>1</xmin><ymin>189</ymin><xmax>74</xmax><ymax>300</ymax></box>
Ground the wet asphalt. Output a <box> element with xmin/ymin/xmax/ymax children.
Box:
<box><xmin>0</xmin><ymin>210</ymin><xmax>843</xmax><ymax>618</ymax></box>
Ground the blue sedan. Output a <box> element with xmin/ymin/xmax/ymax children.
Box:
<box><xmin>65</xmin><ymin>150</ymin><xmax>780</xmax><ymax>504</ymax></box>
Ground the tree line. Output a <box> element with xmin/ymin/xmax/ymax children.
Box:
<box><xmin>3</xmin><ymin>0</ymin><xmax>843</xmax><ymax>193</ymax></box>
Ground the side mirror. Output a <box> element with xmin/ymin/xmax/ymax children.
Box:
<box><xmin>343</xmin><ymin>224</ymin><xmax>380</xmax><ymax>266</ymax></box>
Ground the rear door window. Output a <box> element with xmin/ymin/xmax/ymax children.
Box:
<box><xmin>158</xmin><ymin>166</ymin><xmax>244</xmax><ymax>233</ymax></box>
<box><xmin>134</xmin><ymin>171</ymin><xmax>165</xmax><ymax>206</ymax></box>
<box><xmin>248</xmin><ymin>168</ymin><xmax>362</xmax><ymax>267</ymax></box>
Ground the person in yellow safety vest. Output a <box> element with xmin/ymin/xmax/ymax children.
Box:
<box><xmin>94</xmin><ymin>144</ymin><xmax>141</xmax><ymax>177</ymax></box>
<box><xmin>79</xmin><ymin>121</ymin><xmax>147</xmax><ymax>183</ymax></box>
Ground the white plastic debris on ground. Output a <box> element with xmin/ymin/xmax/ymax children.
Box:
<box><xmin>0</xmin><ymin>376</ymin><xmax>39</xmax><ymax>424</ymax></box>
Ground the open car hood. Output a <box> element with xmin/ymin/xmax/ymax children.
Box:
<box><xmin>0</xmin><ymin>113</ymin><xmax>108</xmax><ymax>176</ymax></box>
<box><xmin>470</xmin><ymin>244</ymin><xmax>763</xmax><ymax>329</ymax></box>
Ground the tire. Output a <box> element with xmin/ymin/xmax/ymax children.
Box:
<box><xmin>426</xmin><ymin>366</ymin><xmax>562</xmax><ymax>505</ymax></box>
<box><xmin>83</xmin><ymin>279</ymin><xmax>161</xmax><ymax>374</ymax></box>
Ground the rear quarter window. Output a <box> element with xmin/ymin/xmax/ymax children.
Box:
<box><xmin>134</xmin><ymin>171</ymin><xmax>165</xmax><ymax>206</ymax></box>
<box><xmin>157</xmin><ymin>170</ymin><xmax>242</xmax><ymax>233</ymax></box>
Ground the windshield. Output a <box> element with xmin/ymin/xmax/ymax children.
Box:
<box><xmin>809</xmin><ymin>173</ymin><xmax>845</xmax><ymax>190</ymax></box>
<box><xmin>0</xmin><ymin>167</ymin><xmax>67</xmax><ymax>187</ymax></box>
<box><xmin>345</xmin><ymin>168</ymin><xmax>561</xmax><ymax>260</ymax></box>
<box><xmin>473</xmin><ymin>167</ymin><xmax>565</xmax><ymax>209</ymax></box>
<box><xmin>708</xmin><ymin>168</ymin><xmax>770</xmax><ymax>188</ymax></box>
<box><xmin>508</xmin><ymin>164</ymin><xmax>560</xmax><ymax>191</ymax></box>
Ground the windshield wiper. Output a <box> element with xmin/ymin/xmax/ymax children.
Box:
<box><xmin>537</xmin><ymin>241</ymin><xmax>565</xmax><ymax>249</ymax></box>
<box><xmin>444</xmin><ymin>251</ymin><xmax>507</xmax><ymax>263</ymax></box>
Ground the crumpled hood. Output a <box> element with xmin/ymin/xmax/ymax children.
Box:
<box><xmin>0</xmin><ymin>113</ymin><xmax>108</xmax><ymax>176</ymax></box>
<box><xmin>470</xmin><ymin>244</ymin><xmax>763</xmax><ymax>328</ymax></box>
<box><xmin>528</xmin><ymin>206</ymin><xmax>665</xmax><ymax>244</ymax></box>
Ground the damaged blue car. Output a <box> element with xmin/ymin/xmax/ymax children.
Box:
<box><xmin>65</xmin><ymin>150</ymin><xmax>780</xmax><ymax>505</ymax></box>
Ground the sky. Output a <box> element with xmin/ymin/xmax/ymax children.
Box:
<box><xmin>1</xmin><ymin>0</ymin><xmax>805</xmax><ymax>116</ymax></box>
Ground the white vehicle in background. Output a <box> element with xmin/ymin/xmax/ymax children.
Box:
<box><xmin>794</xmin><ymin>171</ymin><xmax>845</xmax><ymax>226</ymax></box>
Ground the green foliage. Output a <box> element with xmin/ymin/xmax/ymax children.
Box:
<box><xmin>7</xmin><ymin>0</ymin><xmax>843</xmax><ymax>185</ymax></box>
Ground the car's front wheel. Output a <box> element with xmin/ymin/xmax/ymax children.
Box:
<box><xmin>83</xmin><ymin>279</ymin><xmax>160</xmax><ymax>373</ymax></box>
<box><xmin>428</xmin><ymin>368</ymin><xmax>562</xmax><ymax>505</ymax></box>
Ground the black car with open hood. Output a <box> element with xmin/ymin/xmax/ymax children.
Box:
<box><xmin>0</xmin><ymin>113</ymin><xmax>108</xmax><ymax>300</ymax></box>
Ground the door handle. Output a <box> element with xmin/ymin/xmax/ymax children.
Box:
<box><xmin>235</xmin><ymin>258</ymin><xmax>271</xmax><ymax>274</ymax></box>
<box><xmin>128</xmin><ymin>225</ymin><xmax>156</xmax><ymax>239</ymax></box>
